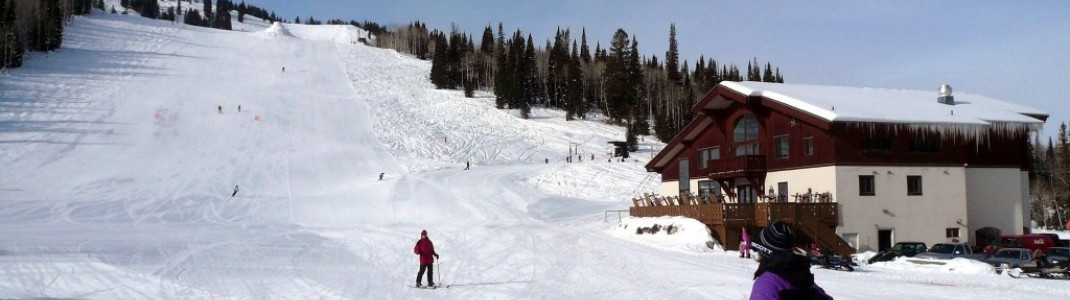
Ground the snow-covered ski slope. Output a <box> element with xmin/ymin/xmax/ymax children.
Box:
<box><xmin>2</xmin><ymin>10</ymin><xmax>1069</xmax><ymax>299</ymax></box>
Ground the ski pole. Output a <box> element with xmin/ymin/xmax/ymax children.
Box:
<box><xmin>437</xmin><ymin>259</ymin><xmax>441</xmax><ymax>286</ymax></box>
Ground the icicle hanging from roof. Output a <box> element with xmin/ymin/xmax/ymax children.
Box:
<box><xmin>846</xmin><ymin>121</ymin><xmax>1042</xmax><ymax>145</ymax></box>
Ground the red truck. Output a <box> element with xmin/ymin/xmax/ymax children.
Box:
<box><xmin>984</xmin><ymin>234</ymin><xmax>1057</xmax><ymax>255</ymax></box>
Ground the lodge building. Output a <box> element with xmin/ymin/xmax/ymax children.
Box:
<box><xmin>634</xmin><ymin>81</ymin><xmax>1047</xmax><ymax>254</ymax></box>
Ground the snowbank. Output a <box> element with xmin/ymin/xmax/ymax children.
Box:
<box><xmin>608</xmin><ymin>216</ymin><xmax>721</xmax><ymax>253</ymax></box>
<box><xmin>284</xmin><ymin>23</ymin><xmax>369</xmax><ymax>44</ymax></box>
<box><xmin>868</xmin><ymin>256</ymin><xmax>996</xmax><ymax>275</ymax></box>
<box><xmin>256</xmin><ymin>22</ymin><xmax>293</xmax><ymax>38</ymax></box>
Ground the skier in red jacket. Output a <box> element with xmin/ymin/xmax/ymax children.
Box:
<box><xmin>414</xmin><ymin>229</ymin><xmax>439</xmax><ymax>287</ymax></box>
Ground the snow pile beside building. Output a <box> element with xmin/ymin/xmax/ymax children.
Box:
<box><xmin>609</xmin><ymin>216</ymin><xmax>721</xmax><ymax>253</ymax></box>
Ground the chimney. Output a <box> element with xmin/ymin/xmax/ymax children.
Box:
<box><xmin>938</xmin><ymin>84</ymin><xmax>954</xmax><ymax>105</ymax></box>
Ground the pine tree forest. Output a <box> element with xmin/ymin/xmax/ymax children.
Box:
<box><xmin>1030</xmin><ymin>122</ymin><xmax>1070</xmax><ymax>229</ymax></box>
<box><xmin>377</xmin><ymin>23</ymin><xmax>784</xmax><ymax>146</ymax></box>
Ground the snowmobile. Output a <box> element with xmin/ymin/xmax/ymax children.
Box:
<box><xmin>809</xmin><ymin>252</ymin><xmax>856</xmax><ymax>272</ymax></box>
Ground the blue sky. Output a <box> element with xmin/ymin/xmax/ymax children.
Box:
<box><xmin>241</xmin><ymin>0</ymin><xmax>1069</xmax><ymax>140</ymax></box>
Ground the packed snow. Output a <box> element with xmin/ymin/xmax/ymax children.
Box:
<box><xmin>1</xmin><ymin>7</ymin><xmax>1069</xmax><ymax>299</ymax></box>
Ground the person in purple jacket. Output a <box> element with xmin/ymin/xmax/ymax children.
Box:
<box><xmin>749</xmin><ymin>221</ymin><xmax>832</xmax><ymax>300</ymax></box>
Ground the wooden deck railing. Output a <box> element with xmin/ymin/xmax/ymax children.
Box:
<box><xmin>628</xmin><ymin>193</ymin><xmax>850</xmax><ymax>253</ymax></box>
<box><xmin>629</xmin><ymin>195</ymin><xmax>838</xmax><ymax>227</ymax></box>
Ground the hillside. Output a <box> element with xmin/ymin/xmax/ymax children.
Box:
<box><xmin>1</xmin><ymin>7</ymin><xmax>1069</xmax><ymax>300</ymax></box>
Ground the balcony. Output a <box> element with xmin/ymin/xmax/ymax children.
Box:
<box><xmin>706</xmin><ymin>155</ymin><xmax>766</xmax><ymax>180</ymax></box>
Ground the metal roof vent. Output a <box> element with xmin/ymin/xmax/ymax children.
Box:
<box><xmin>938</xmin><ymin>84</ymin><xmax>955</xmax><ymax>105</ymax></box>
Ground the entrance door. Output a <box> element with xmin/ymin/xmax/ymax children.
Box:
<box><xmin>736</xmin><ymin>185</ymin><xmax>756</xmax><ymax>203</ymax></box>
<box><xmin>777</xmin><ymin>182</ymin><xmax>788</xmax><ymax>202</ymax></box>
<box><xmin>878</xmin><ymin>229</ymin><xmax>893</xmax><ymax>252</ymax></box>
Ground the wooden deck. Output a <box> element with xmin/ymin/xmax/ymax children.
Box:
<box><xmin>629</xmin><ymin>202</ymin><xmax>839</xmax><ymax>227</ymax></box>
<box><xmin>629</xmin><ymin>196</ymin><xmax>855</xmax><ymax>255</ymax></box>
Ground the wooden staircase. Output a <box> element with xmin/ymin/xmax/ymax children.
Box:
<box><xmin>794</xmin><ymin>214</ymin><xmax>856</xmax><ymax>255</ymax></box>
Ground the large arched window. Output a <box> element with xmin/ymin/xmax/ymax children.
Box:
<box><xmin>733</xmin><ymin>113</ymin><xmax>759</xmax><ymax>142</ymax></box>
<box><xmin>733</xmin><ymin>113</ymin><xmax>760</xmax><ymax>156</ymax></box>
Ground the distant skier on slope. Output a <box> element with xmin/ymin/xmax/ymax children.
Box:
<box><xmin>218</xmin><ymin>105</ymin><xmax>222</xmax><ymax>113</ymax></box>
<box><xmin>414</xmin><ymin>229</ymin><xmax>439</xmax><ymax>288</ymax></box>
<box><xmin>232</xmin><ymin>185</ymin><xmax>239</xmax><ymax>197</ymax></box>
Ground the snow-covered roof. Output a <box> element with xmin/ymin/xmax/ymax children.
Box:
<box><xmin>721</xmin><ymin>81</ymin><xmax>1047</xmax><ymax>133</ymax></box>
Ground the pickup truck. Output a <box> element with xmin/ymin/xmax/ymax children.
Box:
<box><xmin>908</xmin><ymin>243</ymin><xmax>987</xmax><ymax>265</ymax></box>
<box><xmin>983</xmin><ymin>248</ymin><xmax>1042</xmax><ymax>273</ymax></box>
<box><xmin>867</xmin><ymin>242</ymin><xmax>928</xmax><ymax>264</ymax></box>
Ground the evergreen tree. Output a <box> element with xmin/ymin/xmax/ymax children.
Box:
<box><xmin>580</xmin><ymin>28</ymin><xmax>590</xmax><ymax>63</ymax></box>
<box><xmin>37</xmin><ymin>0</ymin><xmax>64</xmax><ymax>52</ymax></box>
<box><xmin>1057</xmin><ymin>124</ymin><xmax>1070</xmax><ymax>226</ymax></box>
<box><xmin>1058</xmin><ymin>123</ymin><xmax>1069</xmax><ymax>181</ymax></box>
<box><xmin>665</xmin><ymin>24</ymin><xmax>681</xmax><ymax>84</ymax></box>
<box><xmin>237</xmin><ymin>1</ymin><xmax>245</xmax><ymax>23</ymax></box>
<box><xmin>762</xmin><ymin>62</ymin><xmax>774</xmax><ymax>82</ymax></box>
<box><xmin>480</xmin><ymin>25</ymin><xmax>493</xmax><ymax>55</ymax></box>
<box><xmin>565</xmin><ymin>40</ymin><xmax>585</xmax><ymax>120</ymax></box>
<box><xmin>205</xmin><ymin>0</ymin><xmax>215</xmax><ymax>26</ymax></box>
<box><xmin>518</xmin><ymin>34</ymin><xmax>535</xmax><ymax>118</ymax></box>
<box><xmin>212</xmin><ymin>0</ymin><xmax>233</xmax><ymax>30</ymax></box>
<box><xmin>446</xmin><ymin>28</ymin><xmax>463</xmax><ymax>89</ymax></box>
<box><xmin>73</xmin><ymin>0</ymin><xmax>93</xmax><ymax>15</ymax></box>
<box><xmin>493</xmin><ymin>23</ymin><xmax>508</xmax><ymax>109</ymax></box>
<box><xmin>138</xmin><ymin>0</ymin><xmax>160</xmax><ymax>19</ymax></box>
<box><xmin>604</xmin><ymin>29</ymin><xmax>634</xmax><ymax>124</ymax></box>
<box><xmin>546</xmin><ymin>28</ymin><xmax>569</xmax><ymax>109</ymax></box>
<box><xmin>184</xmin><ymin>8</ymin><xmax>205</xmax><ymax>27</ymax></box>
<box><xmin>429</xmin><ymin>31</ymin><xmax>448</xmax><ymax>88</ymax></box>
<box><xmin>1</xmin><ymin>0</ymin><xmax>24</xmax><ymax>69</ymax></box>
<box><xmin>628</xmin><ymin>37</ymin><xmax>647</xmax><ymax>136</ymax></box>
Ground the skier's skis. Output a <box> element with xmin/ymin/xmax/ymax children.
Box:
<box><xmin>408</xmin><ymin>284</ymin><xmax>450</xmax><ymax>289</ymax></box>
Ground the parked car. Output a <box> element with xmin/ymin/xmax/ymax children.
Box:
<box><xmin>983</xmin><ymin>248</ymin><xmax>1042</xmax><ymax>273</ymax></box>
<box><xmin>1043</xmin><ymin>247</ymin><xmax>1070</xmax><ymax>268</ymax></box>
<box><xmin>909</xmin><ymin>243</ymin><xmax>986</xmax><ymax>264</ymax></box>
<box><xmin>868</xmin><ymin>242</ymin><xmax>927</xmax><ymax>264</ymax></box>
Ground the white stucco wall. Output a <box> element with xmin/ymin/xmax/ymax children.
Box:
<box><xmin>832</xmin><ymin>166</ymin><xmax>969</xmax><ymax>252</ymax></box>
<box><xmin>765</xmin><ymin>166</ymin><xmax>837</xmax><ymax>201</ymax></box>
<box><xmin>660</xmin><ymin>180</ymin><xmax>677</xmax><ymax>197</ymax></box>
<box><xmin>965</xmin><ymin>168</ymin><xmax>1028</xmax><ymax>237</ymax></box>
<box><xmin>654</xmin><ymin>165</ymin><xmax>1028</xmax><ymax>253</ymax></box>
